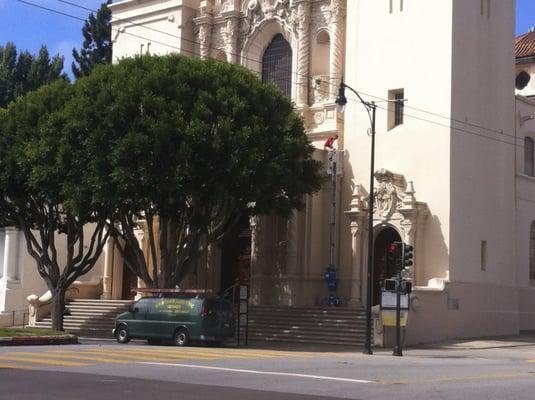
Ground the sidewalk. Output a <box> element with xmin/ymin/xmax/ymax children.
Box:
<box><xmin>412</xmin><ymin>333</ymin><xmax>535</xmax><ymax>350</ymax></box>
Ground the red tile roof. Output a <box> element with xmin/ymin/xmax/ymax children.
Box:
<box><xmin>516</xmin><ymin>30</ymin><xmax>535</xmax><ymax>59</ymax></box>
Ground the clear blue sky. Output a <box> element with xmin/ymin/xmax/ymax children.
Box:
<box><xmin>0</xmin><ymin>0</ymin><xmax>534</xmax><ymax>78</ymax></box>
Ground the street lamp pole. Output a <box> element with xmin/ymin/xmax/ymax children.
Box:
<box><xmin>335</xmin><ymin>81</ymin><xmax>377</xmax><ymax>355</ymax></box>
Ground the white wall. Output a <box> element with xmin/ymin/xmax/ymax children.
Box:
<box><xmin>110</xmin><ymin>0</ymin><xmax>200</xmax><ymax>62</ymax></box>
<box><xmin>449</xmin><ymin>0</ymin><xmax>516</xmax><ymax>289</ymax></box>
<box><xmin>343</xmin><ymin>0</ymin><xmax>453</xmax><ymax>286</ymax></box>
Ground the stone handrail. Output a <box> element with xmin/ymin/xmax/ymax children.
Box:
<box><xmin>27</xmin><ymin>278</ymin><xmax>103</xmax><ymax>326</ymax></box>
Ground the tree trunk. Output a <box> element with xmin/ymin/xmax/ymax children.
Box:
<box><xmin>50</xmin><ymin>287</ymin><xmax>66</xmax><ymax>332</ymax></box>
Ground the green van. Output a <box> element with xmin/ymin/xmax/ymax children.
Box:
<box><xmin>113</xmin><ymin>295</ymin><xmax>234</xmax><ymax>346</ymax></box>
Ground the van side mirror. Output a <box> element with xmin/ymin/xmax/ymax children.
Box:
<box><xmin>129</xmin><ymin>304</ymin><xmax>138</xmax><ymax>313</ymax></box>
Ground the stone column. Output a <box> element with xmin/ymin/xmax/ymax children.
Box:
<box><xmin>345</xmin><ymin>184</ymin><xmax>367</xmax><ymax>307</ymax></box>
<box><xmin>3</xmin><ymin>227</ymin><xmax>20</xmax><ymax>283</ymax></box>
<box><xmin>329</xmin><ymin>0</ymin><xmax>346</xmax><ymax>97</ymax></box>
<box><xmin>296</xmin><ymin>1</ymin><xmax>312</xmax><ymax>106</ymax></box>
<box><xmin>348</xmin><ymin>218</ymin><xmax>365</xmax><ymax>306</ymax></box>
<box><xmin>0</xmin><ymin>229</ymin><xmax>5</xmax><ymax>281</ymax></box>
<box><xmin>0</xmin><ymin>227</ymin><xmax>22</xmax><ymax>322</ymax></box>
<box><xmin>249</xmin><ymin>216</ymin><xmax>267</xmax><ymax>304</ymax></box>
<box><xmin>101</xmin><ymin>236</ymin><xmax>115</xmax><ymax>300</ymax></box>
<box><xmin>225</xmin><ymin>15</ymin><xmax>239</xmax><ymax>63</ymax></box>
<box><xmin>133</xmin><ymin>227</ymin><xmax>146</xmax><ymax>300</ymax></box>
<box><xmin>285</xmin><ymin>211</ymin><xmax>299</xmax><ymax>277</ymax></box>
<box><xmin>197</xmin><ymin>1</ymin><xmax>215</xmax><ymax>59</ymax></box>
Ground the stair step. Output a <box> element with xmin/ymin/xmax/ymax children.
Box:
<box><xmin>35</xmin><ymin>300</ymin><xmax>370</xmax><ymax>346</ymax></box>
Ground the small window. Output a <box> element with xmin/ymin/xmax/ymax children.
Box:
<box><xmin>525</xmin><ymin>137</ymin><xmax>534</xmax><ymax>176</ymax></box>
<box><xmin>481</xmin><ymin>240</ymin><xmax>487</xmax><ymax>271</ymax></box>
<box><xmin>388</xmin><ymin>89</ymin><xmax>404</xmax><ymax>130</ymax></box>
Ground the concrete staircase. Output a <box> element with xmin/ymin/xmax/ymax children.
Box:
<box><xmin>34</xmin><ymin>299</ymin><xmax>133</xmax><ymax>338</ymax></box>
<box><xmin>35</xmin><ymin>300</ymin><xmax>368</xmax><ymax>346</ymax></box>
<box><xmin>243</xmin><ymin>305</ymin><xmax>368</xmax><ymax>347</ymax></box>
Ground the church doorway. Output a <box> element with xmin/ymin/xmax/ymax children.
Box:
<box><xmin>372</xmin><ymin>227</ymin><xmax>402</xmax><ymax>305</ymax></box>
<box><xmin>220</xmin><ymin>216</ymin><xmax>252</xmax><ymax>294</ymax></box>
<box><xmin>122</xmin><ymin>245</ymin><xmax>138</xmax><ymax>300</ymax></box>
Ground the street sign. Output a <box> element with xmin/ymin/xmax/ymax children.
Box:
<box><xmin>381</xmin><ymin>291</ymin><xmax>409</xmax><ymax>310</ymax></box>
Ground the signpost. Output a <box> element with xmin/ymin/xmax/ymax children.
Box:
<box><xmin>380</xmin><ymin>241</ymin><xmax>413</xmax><ymax>357</ymax></box>
<box><xmin>237</xmin><ymin>284</ymin><xmax>249</xmax><ymax>346</ymax></box>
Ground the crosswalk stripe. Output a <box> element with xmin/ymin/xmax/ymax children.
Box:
<box><xmin>72</xmin><ymin>349</ymin><xmax>220</xmax><ymax>362</ymax></box>
<box><xmin>0</xmin><ymin>363</ymin><xmax>34</xmax><ymax>370</ymax></box>
<box><xmin>11</xmin><ymin>352</ymin><xmax>129</xmax><ymax>364</ymax></box>
<box><xmin>121</xmin><ymin>346</ymin><xmax>313</xmax><ymax>359</ymax></box>
<box><xmin>108</xmin><ymin>348</ymin><xmax>223</xmax><ymax>359</ymax></box>
<box><xmin>0</xmin><ymin>355</ymin><xmax>91</xmax><ymax>367</ymax></box>
<box><xmin>116</xmin><ymin>347</ymin><xmax>273</xmax><ymax>359</ymax></box>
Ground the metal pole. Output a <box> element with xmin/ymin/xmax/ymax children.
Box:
<box><xmin>330</xmin><ymin>150</ymin><xmax>337</xmax><ymax>269</ymax></box>
<box><xmin>364</xmin><ymin>102</ymin><xmax>376</xmax><ymax>355</ymax></box>
<box><xmin>393</xmin><ymin>269</ymin><xmax>403</xmax><ymax>356</ymax></box>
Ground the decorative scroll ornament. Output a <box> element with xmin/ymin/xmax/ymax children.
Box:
<box><xmin>242</xmin><ymin>0</ymin><xmax>295</xmax><ymax>37</ymax></box>
<box><xmin>373</xmin><ymin>169</ymin><xmax>402</xmax><ymax>219</ymax></box>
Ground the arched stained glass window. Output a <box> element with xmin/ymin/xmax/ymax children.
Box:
<box><xmin>525</xmin><ymin>137</ymin><xmax>534</xmax><ymax>176</ymax></box>
<box><xmin>530</xmin><ymin>221</ymin><xmax>535</xmax><ymax>283</ymax></box>
<box><xmin>262</xmin><ymin>34</ymin><xmax>292</xmax><ymax>98</ymax></box>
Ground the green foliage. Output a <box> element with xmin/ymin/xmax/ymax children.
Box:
<box><xmin>72</xmin><ymin>1</ymin><xmax>112</xmax><ymax>79</ymax></box>
<box><xmin>0</xmin><ymin>80</ymin><xmax>109</xmax><ymax>330</ymax></box>
<box><xmin>0</xmin><ymin>43</ymin><xmax>67</xmax><ymax>108</ymax></box>
<box><xmin>70</xmin><ymin>54</ymin><xmax>322</xmax><ymax>287</ymax></box>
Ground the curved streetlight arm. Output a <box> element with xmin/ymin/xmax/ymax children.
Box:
<box><xmin>336</xmin><ymin>81</ymin><xmax>376</xmax><ymax>131</ymax></box>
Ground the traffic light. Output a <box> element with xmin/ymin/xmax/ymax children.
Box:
<box><xmin>387</xmin><ymin>243</ymin><xmax>396</xmax><ymax>271</ymax></box>
<box><xmin>403</xmin><ymin>244</ymin><xmax>414</xmax><ymax>268</ymax></box>
<box><xmin>400</xmin><ymin>280</ymin><xmax>412</xmax><ymax>294</ymax></box>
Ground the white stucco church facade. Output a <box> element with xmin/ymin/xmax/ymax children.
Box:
<box><xmin>3</xmin><ymin>0</ymin><xmax>535</xmax><ymax>346</ymax></box>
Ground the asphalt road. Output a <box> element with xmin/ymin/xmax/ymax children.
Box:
<box><xmin>1</xmin><ymin>337</ymin><xmax>535</xmax><ymax>399</ymax></box>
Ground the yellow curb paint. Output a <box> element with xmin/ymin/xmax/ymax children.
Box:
<box><xmin>0</xmin><ymin>355</ymin><xmax>91</xmax><ymax>367</ymax></box>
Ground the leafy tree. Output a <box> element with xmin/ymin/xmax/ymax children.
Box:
<box><xmin>0</xmin><ymin>43</ymin><xmax>67</xmax><ymax>108</ymax></box>
<box><xmin>70</xmin><ymin>54</ymin><xmax>322</xmax><ymax>288</ymax></box>
<box><xmin>0</xmin><ymin>81</ymin><xmax>110</xmax><ymax>330</ymax></box>
<box><xmin>72</xmin><ymin>1</ymin><xmax>112</xmax><ymax>79</ymax></box>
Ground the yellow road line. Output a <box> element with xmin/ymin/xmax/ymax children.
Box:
<box><xmin>0</xmin><ymin>363</ymin><xmax>34</xmax><ymax>370</ymax></box>
<box><xmin>120</xmin><ymin>347</ymin><xmax>316</xmax><ymax>360</ymax></box>
<box><xmin>381</xmin><ymin>371</ymin><xmax>535</xmax><ymax>385</ymax></box>
<box><xmin>110</xmin><ymin>348</ymin><xmax>224</xmax><ymax>359</ymax></box>
<box><xmin>0</xmin><ymin>355</ymin><xmax>91</xmax><ymax>367</ymax></box>
<box><xmin>118</xmin><ymin>348</ymin><xmax>254</xmax><ymax>360</ymax></box>
<box><xmin>126</xmin><ymin>347</ymin><xmax>280</xmax><ymax>359</ymax></box>
<box><xmin>73</xmin><ymin>349</ymin><xmax>220</xmax><ymax>362</ymax></box>
<box><xmin>11</xmin><ymin>352</ymin><xmax>129</xmax><ymax>364</ymax></box>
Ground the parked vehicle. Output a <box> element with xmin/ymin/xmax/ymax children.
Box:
<box><xmin>113</xmin><ymin>295</ymin><xmax>234</xmax><ymax>346</ymax></box>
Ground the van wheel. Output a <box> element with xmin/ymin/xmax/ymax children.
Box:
<box><xmin>115</xmin><ymin>325</ymin><xmax>130</xmax><ymax>344</ymax></box>
<box><xmin>174</xmin><ymin>328</ymin><xmax>189</xmax><ymax>346</ymax></box>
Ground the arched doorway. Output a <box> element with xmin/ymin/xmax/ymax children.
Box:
<box><xmin>373</xmin><ymin>227</ymin><xmax>402</xmax><ymax>305</ymax></box>
<box><xmin>220</xmin><ymin>216</ymin><xmax>252</xmax><ymax>294</ymax></box>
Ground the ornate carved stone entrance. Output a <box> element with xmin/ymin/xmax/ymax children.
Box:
<box><xmin>345</xmin><ymin>169</ymin><xmax>428</xmax><ymax>306</ymax></box>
